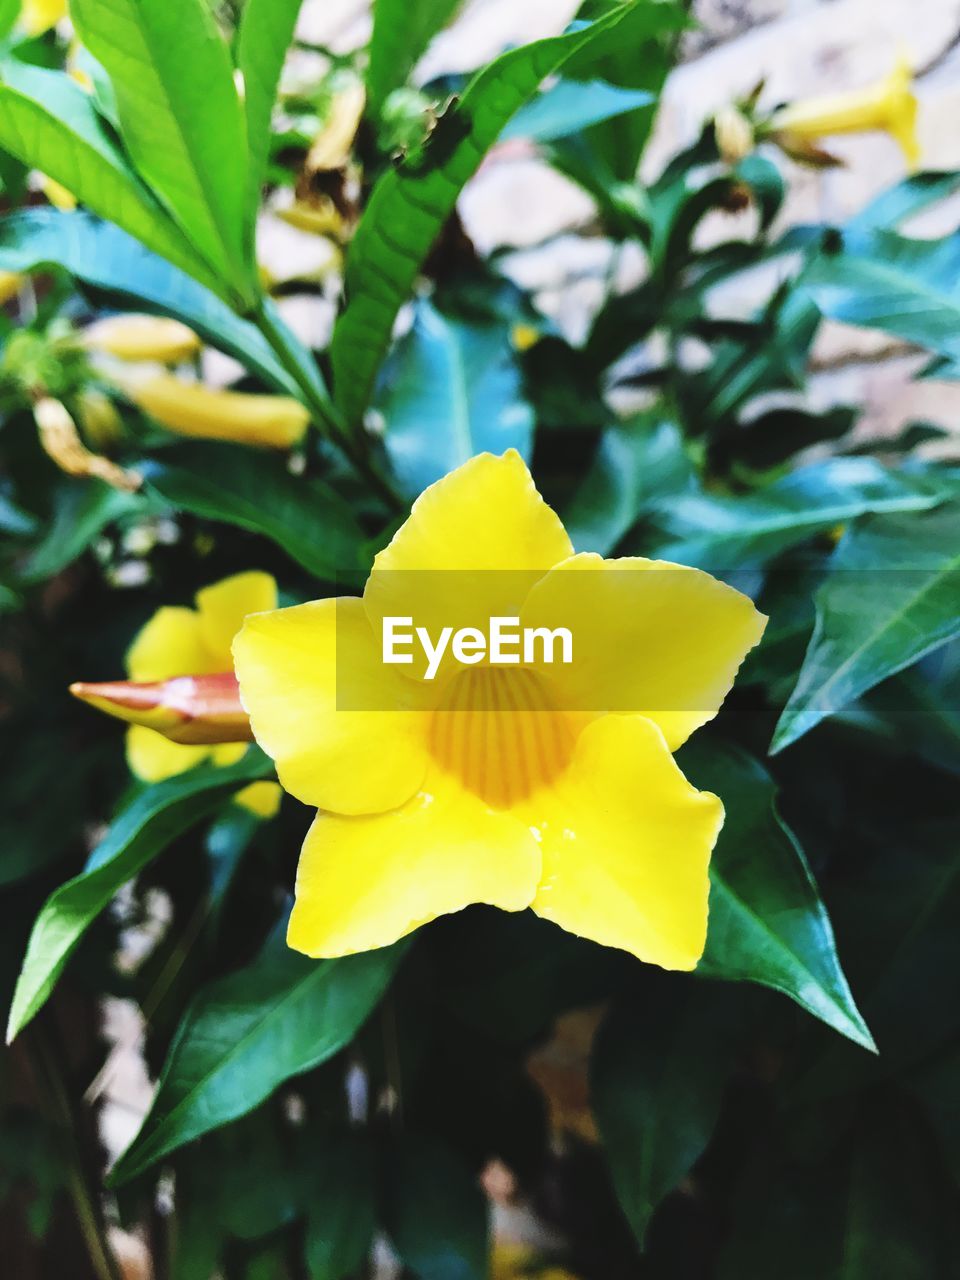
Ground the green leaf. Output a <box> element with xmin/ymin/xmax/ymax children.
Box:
<box><xmin>235</xmin><ymin>0</ymin><xmax>304</xmax><ymax>214</ymax></box>
<box><xmin>802</xmin><ymin>227</ymin><xmax>960</xmax><ymax>361</ymax></box>
<box><xmin>563</xmin><ymin>415</ymin><xmax>692</xmax><ymax>554</ymax></box>
<box><xmin>847</xmin><ymin>169</ymin><xmax>960</xmax><ymax>233</ymax></box>
<box><xmin>70</xmin><ymin>0</ymin><xmax>254</xmax><ymax>304</ymax></box>
<box><xmin>591</xmin><ymin>981</ymin><xmax>742</xmax><ymax>1245</ymax></box>
<box><xmin>376</xmin><ymin>300</ymin><xmax>533</xmax><ymax>498</ymax></box>
<box><xmin>304</xmin><ymin>1133</ymin><xmax>377</xmax><ymax>1280</ymax></box>
<box><xmin>679</xmin><ymin>739</ymin><xmax>874</xmax><ymax>1050</ymax></box>
<box><xmin>651</xmin><ymin>458</ymin><xmax>947</xmax><ymax>570</ymax></box>
<box><xmin>0</xmin><ymin>60</ymin><xmax>219</xmax><ymax>293</ymax></box>
<box><xmin>366</xmin><ymin>0</ymin><xmax>460</xmax><ymax>118</ymax></box>
<box><xmin>331</xmin><ymin>1</ymin><xmax>646</xmax><ymax>427</ymax></box>
<box><xmin>16</xmin><ymin>478</ymin><xmax>144</xmax><ymax>586</ymax></box>
<box><xmin>0</xmin><ymin>210</ymin><xmax>297</xmax><ymax>395</ymax></box>
<box><xmin>385</xmin><ymin>1134</ymin><xmax>488</xmax><ymax>1280</ymax></box>
<box><xmin>6</xmin><ymin>750</ymin><xmax>271</xmax><ymax>1042</ymax></box>
<box><xmin>772</xmin><ymin>503</ymin><xmax>960</xmax><ymax>753</ymax></box>
<box><xmin>141</xmin><ymin>442</ymin><xmax>365</xmax><ymax>581</ymax></box>
<box><xmin>502</xmin><ymin>78</ymin><xmax>654</xmax><ymax>144</ymax></box>
<box><xmin>109</xmin><ymin>930</ymin><xmax>406</xmax><ymax>1183</ymax></box>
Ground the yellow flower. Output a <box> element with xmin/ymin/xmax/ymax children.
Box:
<box><xmin>770</xmin><ymin>53</ymin><xmax>920</xmax><ymax>168</ymax></box>
<box><xmin>116</xmin><ymin>372</ymin><xmax>310</xmax><ymax>450</ymax></box>
<box><xmin>39</xmin><ymin>174</ymin><xmax>77</xmax><ymax>210</ymax></box>
<box><xmin>0</xmin><ymin>272</ymin><xmax>22</xmax><ymax>306</ymax></box>
<box><xmin>18</xmin><ymin>0</ymin><xmax>66</xmax><ymax>36</ymax></box>
<box><xmin>491</xmin><ymin>1242</ymin><xmax>579</xmax><ymax>1280</ymax></box>
<box><xmin>83</xmin><ymin>315</ymin><xmax>202</xmax><ymax>364</ymax></box>
<box><xmin>126</xmin><ymin>571</ymin><xmax>277</xmax><ymax>782</ymax></box>
<box><xmin>234</xmin><ymin>780</ymin><xmax>283</xmax><ymax>819</ymax></box>
<box><xmin>234</xmin><ymin>452</ymin><xmax>765</xmax><ymax>969</ymax></box>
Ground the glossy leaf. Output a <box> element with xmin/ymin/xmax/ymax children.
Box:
<box><xmin>109</xmin><ymin>929</ymin><xmax>406</xmax><ymax>1183</ymax></box>
<box><xmin>680</xmin><ymin>740</ymin><xmax>874</xmax><ymax>1050</ymax></box>
<box><xmin>651</xmin><ymin>457</ymin><xmax>947</xmax><ymax>570</ymax></box>
<box><xmin>236</xmin><ymin>0</ymin><xmax>304</xmax><ymax>214</ymax></box>
<box><xmin>502</xmin><ymin>78</ymin><xmax>654</xmax><ymax>144</ymax></box>
<box><xmin>803</xmin><ymin>227</ymin><xmax>960</xmax><ymax>362</ymax></box>
<box><xmin>563</xmin><ymin>415</ymin><xmax>692</xmax><ymax>555</ymax></box>
<box><xmin>6</xmin><ymin>750</ymin><xmax>271</xmax><ymax>1042</ymax></box>
<box><xmin>385</xmin><ymin>1134</ymin><xmax>488</xmax><ymax>1280</ymax></box>
<box><xmin>366</xmin><ymin>0</ymin><xmax>460</xmax><ymax>117</ymax></box>
<box><xmin>0</xmin><ymin>60</ymin><xmax>218</xmax><ymax>292</ymax></box>
<box><xmin>304</xmin><ymin>1134</ymin><xmax>377</xmax><ymax>1280</ymax></box>
<box><xmin>847</xmin><ymin>169</ymin><xmax>960</xmax><ymax>232</ymax></box>
<box><xmin>70</xmin><ymin>0</ymin><xmax>254</xmax><ymax>304</ymax></box>
<box><xmin>591</xmin><ymin>982</ymin><xmax>741</xmax><ymax>1245</ymax></box>
<box><xmin>0</xmin><ymin>210</ymin><xmax>296</xmax><ymax>394</ymax></box>
<box><xmin>331</xmin><ymin>1</ymin><xmax>646</xmax><ymax>426</ymax></box>
<box><xmin>773</xmin><ymin>503</ymin><xmax>960</xmax><ymax>752</ymax></box>
<box><xmin>376</xmin><ymin>300</ymin><xmax>534</xmax><ymax>498</ymax></box>
<box><xmin>141</xmin><ymin>442</ymin><xmax>366</xmax><ymax>581</ymax></box>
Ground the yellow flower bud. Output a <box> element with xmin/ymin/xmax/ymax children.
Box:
<box><xmin>76</xmin><ymin>388</ymin><xmax>125</xmax><ymax>450</ymax></box>
<box><xmin>769</xmin><ymin>53</ymin><xmax>920</xmax><ymax>168</ymax></box>
<box><xmin>307</xmin><ymin>80</ymin><xmax>366</xmax><ymax>173</ymax></box>
<box><xmin>39</xmin><ymin>174</ymin><xmax>77</xmax><ymax>210</ymax></box>
<box><xmin>70</xmin><ymin>672</ymin><xmax>252</xmax><ymax>744</ymax></box>
<box><xmin>34</xmin><ymin>395</ymin><xmax>141</xmax><ymax>492</ymax></box>
<box><xmin>276</xmin><ymin>198</ymin><xmax>348</xmax><ymax>240</ymax></box>
<box><xmin>83</xmin><ymin>314</ymin><xmax>202</xmax><ymax>364</ymax></box>
<box><xmin>510</xmin><ymin>322</ymin><xmax>541</xmax><ymax>353</ymax></box>
<box><xmin>117</xmin><ymin>372</ymin><xmax>310</xmax><ymax>449</ymax></box>
<box><xmin>714</xmin><ymin>104</ymin><xmax>755</xmax><ymax>165</ymax></box>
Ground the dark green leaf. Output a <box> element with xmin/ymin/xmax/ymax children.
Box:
<box><xmin>141</xmin><ymin>442</ymin><xmax>365</xmax><ymax>581</ymax></box>
<box><xmin>652</xmin><ymin>458</ymin><xmax>947</xmax><ymax>570</ymax></box>
<box><xmin>385</xmin><ymin>1134</ymin><xmax>488</xmax><ymax>1280</ymax></box>
<box><xmin>591</xmin><ymin>981</ymin><xmax>742</xmax><ymax>1245</ymax></box>
<box><xmin>6</xmin><ymin>750</ymin><xmax>271</xmax><ymax>1042</ymax></box>
<box><xmin>0</xmin><ymin>210</ymin><xmax>297</xmax><ymax>394</ymax></box>
<box><xmin>331</xmin><ymin>1</ymin><xmax>648</xmax><ymax>426</ymax></box>
<box><xmin>376</xmin><ymin>300</ymin><xmax>533</xmax><ymax>498</ymax></box>
<box><xmin>0</xmin><ymin>59</ymin><xmax>218</xmax><ymax>291</ymax></box>
<box><xmin>680</xmin><ymin>740</ymin><xmax>874</xmax><ymax>1050</ymax></box>
<box><xmin>772</xmin><ymin>503</ymin><xmax>960</xmax><ymax>752</ymax></box>
<box><xmin>70</xmin><ymin>0</ymin><xmax>255</xmax><ymax>304</ymax></box>
<box><xmin>110</xmin><ymin>931</ymin><xmax>406</xmax><ymax>1183</ymax></box>
<box><xmin>366</xmin><ymin>0</ymin><xmax>461</xmax><ymax>117</ymax></box>
<box><xmin>304</xmin><ymin>1133</ymin><xmax>377</xmax><ymax>1280</ymax></box>
<box><xmin>16</xmin><ymin>478</ymin><xmax>144</xmax><ymax>586</ymax></box>
<box><xmin>563</xmin><ymin>416</ymin><xmax>692</xmax><ymax>554</ymax></box>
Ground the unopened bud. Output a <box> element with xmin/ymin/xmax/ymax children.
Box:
<box><xmin>70</xmin><ymin>672</ymin><xmax>252</xmax><ymax>744</ymax></box>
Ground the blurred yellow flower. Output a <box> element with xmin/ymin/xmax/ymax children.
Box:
<box><xmin>234</xmin><ymin>780</ymin><xmax>283</xmax><ymax>819</ymax></box>
<box><xmin>125</xmin><ymin>571</ymin><xmax>277</xmax><ymax>782</ymax></box>
<box><xmin>83</xmin><ymin>314</ymin><xmax>202</xmax><ymax>364</ymax></box>
<box><xmin>234</xmin><ymin>452</ymin><xmax>765</xmax><ymax>968</ymax></box>
<box><xmin>39</xmin><ymin>174</ymin><xmax>77</xmax><ymax>210</ymax></box>
<box><xmin>18</xmin><ymin>0</ymin><xmax>66</xmax><ymax>36</ymax></box>
<box><xmin>491</xmin><ymin>1241</ymin><xmax>580</xmax><ymax>1280</ymax></box>
<box><xmin>117</xmin><ymin>372</ymin><xmax>310</xmax><ymax>449</ymax></box>
<box><xmin>770</xmin><ymin>53</ymin><xmax>920</xmax><ymax>168</ymax></box>
<box><xmin>0</xmin><ymin>271</ymin><xmax>22</xmax><ymax>306</ymax></box>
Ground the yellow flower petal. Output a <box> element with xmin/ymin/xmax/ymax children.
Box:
<box><xmin>126</xmin><ymin>725</ymin><xmax>212</xmax><ymax>782</ymax></box>
<box><xmin>126</xmin><ymin>606</ymin><xmax>218</xmax><ymax>683</ymax></box>
<box><xmin>234</xmin><ymin>780</ymin><xmax>282</xmax><ymax>818</ymax></box>
<box><xmin>364</xmin><ymin>451</ymin><xmax>573</xmax><ymax>665</ymax></box>
<box><xmin>195</xmin><ymin>570</ymin><xmax>277</xmax><ymax>667</ymax></box>
<box><xmin>528</xmin><ymin>715</ymin><xmax>723</xmax><ymax>970</ymax></box>
<box><xmin>211</xmin><ymin>742</ymin><xmax>249</xmax><ymax>768</ymax></box>
<box><xmin>521</xmin><ymin>553</ymin><xmax>766</xmax><ymax>750</ymax></box>
<box><xmin>287</xmin><ymin>769</ymin><xmax>541</xmax><ymax>957</ymax></box>
<box><xmin>19</xmin><ymin>0</ymin><xmax>67</xmax><ymax>37</ymax></box>
<box><xmin>233</xmin><ymin>598</ymin><xmax>430</xmax><ymax>815</ymax></box>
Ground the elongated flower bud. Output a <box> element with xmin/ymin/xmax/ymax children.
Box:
<box><xmin>70</xmin><ymin>672</ymin><xmax>252</xmax><ymax>744</ymax></box>
<box><xmin>83</xmin><ymin>315</ymin><xmax>202</xmax><ymax>364</ymax></box>
<box><xmin>117</xmin><ymin>372</ymin><xmax>310</xmax><ymax>449</ymax></box>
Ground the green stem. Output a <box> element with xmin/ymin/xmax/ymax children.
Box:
<box><xmin>28</xmin><ymin>1027</ymin><xmax>122</xmax><ymax>1280</ymax></box>
<box><xmin>251</xmin><ymin>300</ymin><xmax>403</xmax><ymax>512</ymax></box>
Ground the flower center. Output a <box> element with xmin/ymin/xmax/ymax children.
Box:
<box><xmin>428</xmin><ymin>667</ymin><xmax>576</xmax><ymax>808</ymax></box>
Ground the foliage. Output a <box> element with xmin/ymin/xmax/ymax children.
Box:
<box><xmin>0</xmin><ymin>0</ymin><xmax>958</xmax><ymax>1276</ymax></box>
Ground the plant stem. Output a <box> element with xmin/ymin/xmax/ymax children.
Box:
<box><xmin>28</xmin><ymin>1025</ymin><xmax>123</xmax><ymax>1280</ymax></box>
<box><xmin>251</xmin><ymin>299</ymin><xmax>402</xmax><ymax>512</ymax></box>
